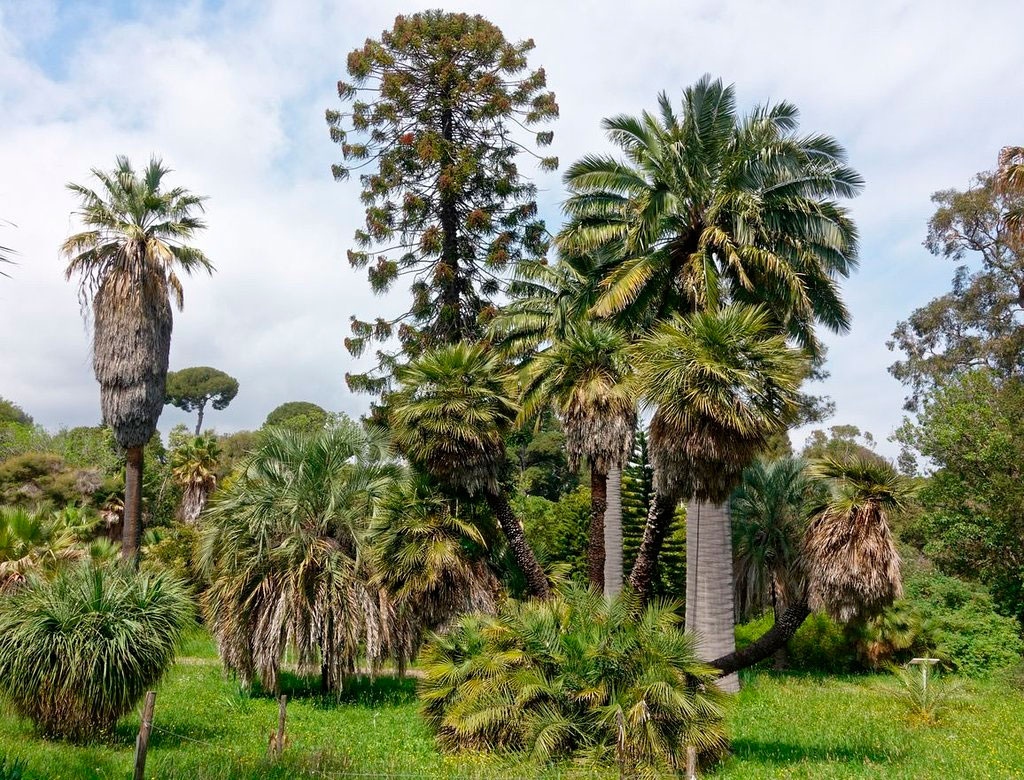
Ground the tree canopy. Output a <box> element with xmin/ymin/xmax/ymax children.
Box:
<box><xmin>263</xmin><ymin>401</ymin><xmax>329</xmax><ymax>433</ymax></box>
<box><xmin>165</xmin><ymin>366</ymin><xmax>239</xmax><ymax>434</ymax></box>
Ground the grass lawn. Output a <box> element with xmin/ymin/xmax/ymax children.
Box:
<box><xmin>1</xmin><ymin>632</ymin><xmax>1022</xmax><ymax>779</ymax></box>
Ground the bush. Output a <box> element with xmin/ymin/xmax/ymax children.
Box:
<box><xmin>0</xmin><ymin>563</ymin><xmax>192</xmax><ymax>740</ymax></box>
<box><xmin>419</xmin><ymin>586</ymin><xmax>728</xmax><ymax>775</ymax></box>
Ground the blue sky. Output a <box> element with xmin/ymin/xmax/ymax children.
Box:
<box><xmin>1</xmin><ymin>0</ymin><xmax>1021</xmax><ymax>456</ymax></box>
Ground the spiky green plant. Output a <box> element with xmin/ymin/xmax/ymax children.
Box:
<box><xmin>889</xmin><ymin>663</ymin><xmax>961</xmax><ymax>725</ymax></box>
<box><xmin>390</xmin><ymin>343</ymin><xmax>550</xmax><ymax>598</ymax></box>
<box><xmin>368</xmin><ymin>475</ymin><xmax>499</xmax><ymax>666</ymax></box>
<box><xmin>0</xmin><ymin>506</ymin><xmax>94</xmax><ymax>592</ymax></box>
<box><xmin>419</xmin><ymin>585</ymin><xmax>728</xmax><ymax>776</ymax></box>
<box><xmin>0</xmin><ymin>562</ymin><xmax>191</xmax><ymax>740</ymax></box>
<box><xmin>200</xmin><ymin>423</ymin><xmax>400</xmax><ymax>694</ymax></box>
<box><xmin>805</xmin><ymin>456</ymin><xmax>915</xmax><ymax>622</ymax></box>
<box><xmin>62</xmin><ymin>156</ymin><xmax>212</xmax><ymax>561</ymax></box>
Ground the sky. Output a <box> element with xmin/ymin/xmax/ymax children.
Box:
<box><xmin>0</xmin><ymin>0</ymin><xmax>1020</xmax><ymax>457</ymax></box>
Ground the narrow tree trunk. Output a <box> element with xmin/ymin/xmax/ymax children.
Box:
<box><xmin>588</xmin><ymin>467</ymin><xmax>607</xmax><ymax>589</ymax></box>
<box><xmin>486</xmin><ymin>491</ymin><xmax>550</xmax><ymax>600</ymax></box>
<box><xmin>194</xmin><ymin>402</ymin><xmax>206</xmax><ymax>435</ymax></box>
<box><xmin>711</xmin><ymin>599</ymin><xmax>810</xmax><ymax>676</ymax></box>
<box><xmin>604</xmin><ymin>466</ymin><xmax>624</xmax><ymax>596</ymax></box>
<box><xmin>122</xmin><ymin>445</ymin><xmax>144</xmax><ymax>565</ymax></box>
<box><xmin>685</xmin><ymin>500</ymin><xmax>738</xmax><ymax>692</ymax></box>
<box><xmin>627</xmin><ymin>491</ymin><xmax>677</xmax><ymax>599</ymax></box>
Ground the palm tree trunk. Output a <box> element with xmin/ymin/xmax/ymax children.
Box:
<box><xmin>588</xmin><ymin>467</ymin><xmax>607</xmax><ymax>589</ymax></box>
<box><xmin>685</xmin><ymin>499</ymin><xmax>738</xmax><ymax>692</ymax></box>
<box><xmin>711</xmin><ymin>599</ymin><xmax>810</xmax><ymax>675</ymax></box>
<box><xmin>604</xmin><ymin>466</ymin><xmax>623</xmax><ymax>596</ymax></box>
<box><xmin>486</xmin><ymin>491</ymin><xmax>550</xmax><ymax>600</ymax></box>
<box><xmin>627</xmin><ymin>491</ymin><xmax>677</xmax><ymax>599</ymax></box>
<box><xmin>122</xmin><ymin>445</ymin><xmax>143</xmax><ymax>564</ymax></box>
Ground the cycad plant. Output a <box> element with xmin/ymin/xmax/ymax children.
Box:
<box><xmin>200</xmin><ymin>423</ymin><xmax>400</xmax><ymax>694</ymax></box>
<box><xmin>520</xmin><ymin>322</ymin><xmax>636</xmax><ymax>588</ymax></box>
<box><xmin>170</xmin><ymin>433</ymin><xmax>221</xmax><ymax>524</ymax></box>
<box><xmin>419</xmin><ymin>585</ymin><xmax>728</xmax><ymax>777</ymax></box>
<box><xmin>368</xmin><ymin>474</ymin><xmax>499</xmax><ymax>668</ymax></box>
<box><xmin>804</xmin><ymin>456</ymin><xmax>913</xmax><ymax>622</ymax></box>
<box><xmin>0</xmin><ymin>562</ymin><xmax>191</xmax><ymax>740</ymax></box>
<box><xmin>62</xmin><ymin>156</ymin><xmax>212</xmax><ymax>561</ymax></box>
<box><xmin>390</xmin><ymin>343</ymin><xmax>550</xmax><ymax>598</ymax></box>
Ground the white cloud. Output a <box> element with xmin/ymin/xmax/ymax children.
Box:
<box><xmin>1</xmin><ymin>0</ymin><xmax>1021</xmax><ymax>454</ymax></box>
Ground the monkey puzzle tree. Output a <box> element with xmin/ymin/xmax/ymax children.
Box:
<box><xmin>326</xmin><ymin>11</ymin><xmax>558</xmax><ymax>395</ymax></box>
<box><xmin>62</xmin><ymin>156</ymin><xmax>211</xmax><ymax>562</ymax></box>
<box><xmin>165</xmin><ymin>366</ymin><xmax>239</xmax><ymax>434</ymax></box>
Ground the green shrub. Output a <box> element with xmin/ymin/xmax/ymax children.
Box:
<box><xmin>0</xmin><ymin>562</ymin><xmax>192</xmax><ymax>740</ymax></box>
<box><xmin>519</xmin><ymin>487</ymin><xmax>590</xmax><ymax>582</ymax></box>
<box><xmin>419</xmin><ymin>586</ymin><xmax>728</xmax><ymax>775</ymax></box>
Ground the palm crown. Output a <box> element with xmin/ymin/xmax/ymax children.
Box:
<box><xmin>559</xmin><ymin>75</ymin><xmax>861</xmax><ymax>352</ymax></box>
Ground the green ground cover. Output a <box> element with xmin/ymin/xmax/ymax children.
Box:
<box><xmin>0</xmin><ymin>633</ymin><xmax>1021</xmax><ymax>779</ymax></box>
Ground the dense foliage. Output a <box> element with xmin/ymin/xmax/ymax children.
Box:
<box><xmin>419</xmin><ymin>586</ymin><xmax>728</xmax><ymax>776</ymax></box>
<box><xmin>164</xmin><ymin>366</ymin><xmax>239</xmax><ymax>434</ymax></box>
<box><xmin>0</xmin><ymin>563</ymin><xmax>191</xmax><ymax>740</ymax></box>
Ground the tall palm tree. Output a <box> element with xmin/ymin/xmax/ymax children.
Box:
<box><xmin>519</xmin><ymin>322</ymin><xmax>636</xmax><ymax>589</ymax></box>
<box><xmin>170</xmin><ymin>434</ymin><xmax>221</xmax><ymax>524</ymax></box>
<box><xmin>200</xmin><ymin>424</ymin><xmax>399</xmax><ymax>694</ymax></box>
<box><xmin>62</xmin><ymin>156</ymin><xmax>211</xmax><ymax>562</ymax></box>
<box><xmin>997</xmin><ymin>145</ymin><xmax>1024</xmax><ymax>242</ymax></box>
<box><xmin>389</xmin><ymin>343</ymin><xmax>551</xmax><ymax>598</ymax></box>
<box><xmin>632</xmin><ymin>306</ymin><xmax>804</xmax><ymax>690</ymax></box>
<box><xmin>0</xmin><ymin>219</ymin><xmax>16</xmax><ymax>277</ymax></box>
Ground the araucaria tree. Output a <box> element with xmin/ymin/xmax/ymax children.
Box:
<box><xmin>62</xmin><ymin>156</ymin><xmax>211</xmax><ymax>562</ymax></box>
<box><xmin>326</xmin><ymin>11</ymin><xmax>558</xmax><ymax>394</ymax></box>
<box><xmin>164</xmin><ymin>366</ymin><xmax>239</xmax><ymax>434</ymax></box>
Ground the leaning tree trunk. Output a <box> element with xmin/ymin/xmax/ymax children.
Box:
<box><xmin>627</xmin><ymin>491</ymin><xmax>677</xmax><ymax>599</ymax></box>
<box><xmin>486</xmin><ymin>491</ymin><xmax>551</xmax><ymax>600</ymax></box>
<box><xmin>122</xmin><ymin>445</ymin><xmax>144</xmax><ymax>564</ymax></box>
<box><xmin>711</xmin><ymin>599</ymin><xmax>810</xmax><ymax>676</ymax></box>
<box><xmin>685</xmin><ymin>500</ymin><xmax>738</xmax><ymax>692</ymax></box>
<box><xmin>604</xmin><ymin>466</ymin><xmax>624</xmax><ymax>596</ymax></box>
<box><xmin>589</xmin><ymin>467</ymin><xmax>608</xmax><ymax>589</ymax></box>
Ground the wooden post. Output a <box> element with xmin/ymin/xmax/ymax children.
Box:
<box><xmin>133</xmin><ymin>691</ymin><xmax>157</xmax><ymax>780</ymax></box>
<box><xmin>685</xmin><ymin>745</ymin><xmax>698</xmax><ymax>779</ymax></box>
<box><xmin>273</xmin><ymin>694</ymin><xmax>288</xmax><ymax>757</ymax></box>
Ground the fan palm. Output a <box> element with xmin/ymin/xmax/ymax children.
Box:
<box><xmin>997</xmin><ymin>145</ymin><xmax>1024</xmax><ymax>241</ymax></box>
<box><xmin>0</xmin><ymin>506</ymin><xmax>92</xmax><ymax>591</ymax></box>
<box><xmin>62</xmin><ymin>156</ymin><xmax>212</xmax><ymax>562</ymax></box>
<box><xmin>368</xmin><ymin>474</ymin><xmax>499</xmax><ymax>669</ymax></box>
<box><xmin>631</xmin><ymin>305</ymin><xmax>804</xmax><ymax>689</ymax></box>
<box><xmin>390</xmin><ymin>343</ymin><xmax>550</xmax><ymax>598</ymax></box>
<box><xmin>0</xmin><ymin>219</ymin><xmax>16</xmax><ymax>277</ymax></box>
<box><xmin>519</xmin><ymin>321</ymin><xmax>636</xmax><ymax>588</ymax></box>
<box><xmin>200</xmin><ymin>423</ymin><xmax>400</xmax><ymax>693</ymax></box>
<box><xmin>559</xmin><ymin>75</ymin><xmax>860</xmax><ymax>352</ymax></box>
<box><xmin>170</xmin><ymin>433</ymin><xmax>220</xmax><ymax>524</ymax></box>
<box><xmin>804</xmin><ymin>456</ymin><xmax>913</xmax><ymax>622</ymax></box>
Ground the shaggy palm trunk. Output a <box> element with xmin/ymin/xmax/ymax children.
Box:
<box><xmin>603</xmin><ymin>466</ymin><xmax>623</xmax><ymax>596</ymax></box>
<box><xmin>685</xmin><ymin>500</ymin><xmax>738</xmax><ymax>692</ymax></box>
<box><xmin>122</xmin><ymin>446</ymin><xmax>143</xmax><ymax>564</ymax></box>
<box><xmin>627</xmin><ymin>491</ymin><xmax>677</xmax><ymax>598</ymax></box>
<box><xmin>588</xmin><ymin>468</ymin><xmax>607</xmax><ymax>589</ymax></box>
<box><xmin>486</xmin><ymin>492</ymin><xmax>550</xmax><ymax>599</ymax></box>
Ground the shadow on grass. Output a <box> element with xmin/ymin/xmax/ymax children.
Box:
<box><xmin>250</xmin><ymin>671</ymin><xmax>418</xmax><ymax>709</ymax></box>
<box><xmin>730</xmin><ymin>737</ymin><xmax>895</xmax><ymax>765</ymax></box>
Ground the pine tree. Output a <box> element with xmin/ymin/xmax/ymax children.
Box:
<box><xmin>327</xmin><ymin>12</ymin><xmax>558</xmax><ymax>395</ymax></box>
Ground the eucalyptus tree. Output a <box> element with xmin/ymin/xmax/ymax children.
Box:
<box><xmin>519</xmin><ymin>321</ymin><xmax>636</xmax><ymax>588</ymax></box>
<box><xmin>62</xmin><ymin>156</ymin><xmax>211</xmax><ymax>562</ymax></box>
<box><xmin>389</xmin><ymin>343</ymin><xmax>550</xmax><ymax>598</ymax></box>
<box><xmin>632</xmin><ymin>305</ymin><xmax>805</xmax><ymax>689</ymax></box>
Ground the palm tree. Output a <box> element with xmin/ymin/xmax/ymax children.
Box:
<box><xmin>631</xmin><ymin>306</ymin><xmax>805</xmax><ymax>690</ymax></box>
<box><xmin>997</xmin><ymin>145</ymin><xmax>1024</xmax><ymax>241</ymax></box>
<box><xmin>62</xmin><ymin>156</ymin><xmax>211</xmax><ymax>562</ymax></box>
<box><xmin>804</xmin><ymin>456</ymin><xmax>913</xmax><ymax>622</ymax></box>
<box><xmin>0</xmin><ymin>219</ymin><xmax>16</xmax><ymax>277</ymax></box>
<box><xmin>200</xmin><ymin>424</ymin><xmax>399</xmax><ymax>694</ymax></box>
<box><xmin>731</xmin><ymin>457</ymin><xmax>820</xmax><ymax>667</ymax></box>
<box><xmin>519</xmin><ymin>322</ymin><xmax>636</xmax><ymax>589</ymax></box>
<box><xmin>389</xmin><ymin>343</ymin><xmax>550</xmax><ymax>598</ymax></box>
<box><xmin>0</xmin><ymin>506</ymin><xmax>91</xmax><ymax>591</ymax></box>
<box><xmin>170</xmin><ymin>434</ymin><xmax>221</xmax><ymax>524</ymax></box>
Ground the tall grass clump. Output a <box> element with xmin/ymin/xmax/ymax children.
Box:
<box><xmin>0</xmin><ymin>562</ymin><xmax>192</xmax><ymax>740</ymax></box>
<box><xmin>419</xmin><ymin>585</ymin><xmax>728</xmax><ymax>777</ymax></box>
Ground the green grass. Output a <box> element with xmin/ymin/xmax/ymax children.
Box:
<box><xmin>0</xmin><ymin>632</ymin><xmax>1022</xmax><ymax>779</ymax></box>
